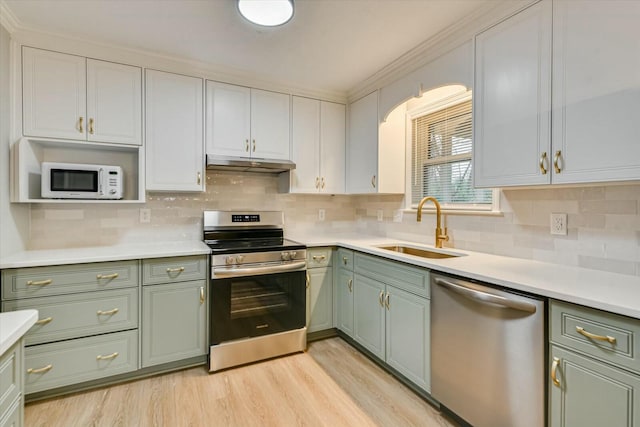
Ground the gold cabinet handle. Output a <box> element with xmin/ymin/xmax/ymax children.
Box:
<box><xmin>575</xmin><ymin>326</ymin><xmax>617</xmax><ymax>345</ymax></box>
<box><xmin>342</xmin><ymin>257</ymin><xmax>348</xmax><ymax>265</ymax></box>
<box><xmin>554</xmin><ymin>150</ymin><xmax>562</xmax><ymax>174</ymax></box>
<box><xmin>371</xmin><ymin>175</ymin><xmax>376</xmax><ymax>188</ymax></box>
<box><xmin>79</xmin><ymin>116</ymin><xmax>84</xmax><ymax>133</ymax></box>
<box><xmin>312</xmin><ymin>255</ymin><xmax>326</xmax><ymax>262</ymax></box>
<box><xmin>378</xmin><ymin>290</ymin><xmax>384</xmax><ymax>307</ymax></box>
<box><xmin>89</xmin><ymin>117</ymin><xmax>94</xmax><ymax>134</ymax></box>
<box><xmin>539</xmin><ymin>152</ymin><xmax>548</xmax><ymax>175</ymax></box>
<box><xmin>551</xmin><ymin>357</ymin><xmax>561</xmax><ymax>387</ymax></box>
<box><xmin>306</xmin><ymin>271</ymin><xmax>310</xmax><ymax>289</ymax></box>
<box><xmin>97</xmin><ymin>308</ymin><xmax>119</xmax><ymax>316</ymax></box>
<box><xmin>97</xmin><ymin>273</ymin><xmax>119</xmax><ymax>280</ymax></box>
<box><xmin>27</xmin><ymin>279</ymin><xmax>52</xmax><ymax>286</ymax></box>
<box><xmin>96</xmin><ymin>352</ymin><xmax>119</xmax><ymax>361</ymax></box>
<box><xmin>166</xmin><ymin>266</ymin><xmax>185</xmax><ymax>273</ymax></box>
<box><xmin>35</xmin><ymin>317</ymin><xmax>53</xmax><ymax>325</ymax></box>
<box><xmin>245</xmin><ymin>139</ymin><xmax>249</xmax><ymax>152</ymax></box>
<box><xmin>27</xmin><ymin>364</ymin><xmax>53</xmax><ymax>374</ymax></box>
<box><xmin>321</xmin><ymin>177</ymin><xmax>325</xmax><ymax>189</ymax></box>
<box><xmin>385</xmin><ymin>292</ymin><xmax>390</xmax><ymax>310</ymax></box>
<box><xmin>252</xmin><ymin>139</ymin><xmax>256</xmax><ymax>152</ymax></box>
<box><xmin>197</xmin><ymin>172</ymin><xmax>201</xmax><ymax>185</ymax></box>
<box><xmin>200</xmin><ymin>287</ymin><xmax>205</xmax><ymax>304</ymax></box>
<box><xmin>315</xmin><ymin>177</ymin><xmax>320</xmax><ymax>189</ymax></box>
<box><xmin>347</xmin><ymin>278</ymin><xmax>353</xmax><ymax>292</ymax></box>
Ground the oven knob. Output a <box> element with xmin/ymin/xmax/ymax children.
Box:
<box><xmin>281</xmin><ymin>252</ymin><xmax>290</xmax><ymax>261</ymax></box>
<box><xmin>226</xmin><ymin>256</ymin><xmax>236</xmax><ymax>265</ymax></box>
<box><xmin>236</xmin><ymin>255</ymin><xmax>244</xmax><ymax>263</ymax></box>
<box><xmin>289</xmin><ymin>251</ymin><xmax>297</xmax><ymax>259</ymax></box>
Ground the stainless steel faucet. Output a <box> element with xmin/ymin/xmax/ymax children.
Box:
<box><xmin>416</xmin><ymin>196</ymin><xmax>449</xmax><ymax>248</ymax></box>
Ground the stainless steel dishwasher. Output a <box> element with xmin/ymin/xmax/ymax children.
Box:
<box><xmin>431</xmin><ymin>273</ymin><xmax>545</xmax><ymax>427</ymax></box>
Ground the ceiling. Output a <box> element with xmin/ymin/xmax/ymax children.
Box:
<box><xmin>3</xmin><ymin>0</ymin><xmax>490</xmax><ymax>95</ymax></box>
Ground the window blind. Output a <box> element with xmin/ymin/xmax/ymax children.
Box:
<box><xmin>411</xmin><ymin>99</ymin><xmax>492</xmax><ymax>206</ymax></box>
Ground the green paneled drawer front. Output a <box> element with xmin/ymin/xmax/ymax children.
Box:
<box><xmin>0</xmin><ymin>395</ymin><xmax>22</xmax><ymax>427</ymax></box>
<box><xmin>336</xmin><ymin>249</ymin><xmax>353</xmax><ymax>270</ymax></box>
<box><xmin>0</xmin><ymin>342</ymin><xmax>21</xmax><ymax>419</ymax></box>
<box><xmin>2</xmin><ymin>288</ymin><xmax>138</xmax><ymax>346</ymax></box>
<box><xmin>354</xmin><ymin>253</ymin><xmax>429</xmax><ymax>298</ymax></box>
<box><xmin>307</xmin><ymin>248</ymin><xmax>332</xmax><ymax>268</ymax></box>
<box><xmin>24</xmin><ymin>330</ymin><xmax>138</xmax><ymax>394</ymax></box>
<box><xmin>142</xmin><ymin>256</ymin><xmax>207</xmax><ymax>285</ymax></box>
<box><xmin>1</xmin><ymin>261</ymin><xmax>139</xmax><ymax>300</ymax></box>
<box><xmin>551</xmin><ymin>300</ymin><xmax>640</xmax><ymax>375</ymax></box>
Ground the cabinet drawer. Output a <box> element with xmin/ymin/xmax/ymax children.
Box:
<box><xmin>2</xmin><ymin>288</ymin><xmax>138</xmax><ymax>346</ymax></box>
<box><xmin>0</xmin><ymin>395</ymin><xmax>22</xmax><ymax>427</ymax></box>
<box><xmin>551</xmin><ymin>300</ymin><xmax>640</xmax><ymax>375</ymax></box>
<box><xmin>142</xmin><ymin>256</ymin><xmax>207</xmax><ymax>285</ymax></box>
<box><xmin>0</xmin><ymin>341</ymin><xmax>21</xmax><ymax>419</ymax></box>
<box><xmin>354</xmin><ymin>253</ymin><xmax>429</xmax><ymax>298</ymax></box>
<box><xmin>336</xmin><ymin>249</ymin><xmax>354</xmax><ymax>270</ymax></box>
<box><xmin>24</xmin><ymin>330</ymin><xmax>138</xmax><ymax>394</ymax></box>
<box><xmin>307</xmin><ymin>248</ymin><xmax>332</xmax><ymax>268</ymax></box>
<box><xmin>1</xmin><ymin>261</ymin><xmax>139</xmax><ymax>300</ymax></box>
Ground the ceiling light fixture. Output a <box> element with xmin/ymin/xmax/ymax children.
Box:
<box><xmin>237</xmin><ymin>0</ymin><xmax>294</xmax><ymax>27</ymax></box>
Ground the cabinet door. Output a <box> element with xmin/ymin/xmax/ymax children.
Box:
<box><xmin>142</xmin><ymin>280</ymin><xmax>207</xmax><ymax>368</ymax></box>
<box><xmin>307</xmin><ymin>267</ymin><xmax>333</xmax><ymax>333</ymax></box>
<box><xmin>145</xmin><ymin>70</ymin><xmax>204</xmax><ymax>192</ymax></box>
<box><xmin>347</xmin><ymin>91</ymin><xmax>378</xmax><ymax>193</ymax></box>
<box><xmin>552</xmin><ymin>1</ymin><xmax>640</xmax><ymax>184</ymax></box>
<box><xmin>0</xmin><ymin>395</ymin><xmax>22</xmax><ymax>427</ymax></box>
<box><xmin>473</xmin><ymin>1</ymin><xmax>552</xmax><ymax>188</ymax></box>
<box><xmin>353</xmin><ymin>274</ymin><xmax>385</xmax><ymax>360</ymax></box>
<box><xmin>320</xmin><ymin>101</ymin><xmax>346</xmax><ymax>194</ymax></box>
<box><xmin>385</xmin><ymin>286</ymin><xmax>430</xmax><ymax>392</ymax></box>
<box><xmin>205</xmin><ymin>81</ymin><xmax>251</xmax><ymax>158</ymax></box>
<box><xmin>251</xmin><ymin>89</ymin><xmax>291</xmax><ymax>160</ymax></box>
<box><xmin>550</xmin><ymin>345</ymin><xmax>640</xmax><ymax>427</ymax></box>
<box><xmin>336</xmin><ymin>268</ymin><xmax>354</xmax><ymax>337</ymax></box>
<box><xmin>22</xmin><ymin>47</ymin><xmax>86</xmax><ymax>140</ymax></box>
<box><xmin>291</xmin><ymin>96</ymin><xmax>320</xmax><ymax>193</ymax></box>
<box><xmin>86</xmin><ymin>59</ymin><xmax>141</xmax><ymax>145</ymax></box>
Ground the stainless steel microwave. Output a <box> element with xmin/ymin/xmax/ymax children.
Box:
<box><xmin>41</xmin><ymin>162</ymin><xmax>123</xmax><ymax>199</ymax></box>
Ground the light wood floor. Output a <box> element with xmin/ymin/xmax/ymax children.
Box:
<box><xmin>25</xmin><ymin>337</ymin><xmax>458</xmax><ymax>427</ymax></box>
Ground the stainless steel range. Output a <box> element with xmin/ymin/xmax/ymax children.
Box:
<box><xmin>204</xmin><ymin>210</ymin><xmax>307</xmax><ymax>372</ymax></box>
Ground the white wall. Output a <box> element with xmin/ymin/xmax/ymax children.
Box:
<box><xmin>0</xmin><ymin>24</ymin><xmax>28</xmax><ymax>261</ymax></box>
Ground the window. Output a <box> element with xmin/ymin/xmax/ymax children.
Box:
<box><xmin>409</xmin><ymin>90</ymin><xmax>494</xmax><ymax>211</ymax></box>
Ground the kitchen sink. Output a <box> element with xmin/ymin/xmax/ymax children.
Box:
<box><xmin>375</xmin><ymin>245</ymin><xmax>463</xmax><ymax>259</ymax></box>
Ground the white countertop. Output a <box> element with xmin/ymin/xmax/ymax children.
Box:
<box><xmin>288</xmin><ymin>232</ymin><xmax>640</xmax><ymax>320</ymax></box>
<box><xmin>0</xmin><ymin>309</ymin><xmax>38</xmax><ymax>355</ymax></box>
<box><xmin>0</xmin><ymin>241</ymin><xmax>211</xmax><ymax>269</ymax></box>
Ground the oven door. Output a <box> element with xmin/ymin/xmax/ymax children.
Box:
<box><xmin>210</xmin><ymin>270</ymin><xmax>306</xmax><ymax>345</ymax></box>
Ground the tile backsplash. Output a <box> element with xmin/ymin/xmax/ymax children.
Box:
<box><xmin>29</xmin><ymin>172</ymin><xmax>640</xmax><ymax>276</ymax></box>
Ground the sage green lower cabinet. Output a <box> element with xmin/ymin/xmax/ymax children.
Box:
<box><xmin>142</xmin><ymin>280</ymin><xmax>207</xmax><ymax>368</ymax></box>
<box><xmin>353</xmin><ymin>274</ymin><xmax>386</xmax><ymax>360</ymax></box>
<box><xmin>307</xmin><ymin>267</ymin><xmax>333</xmax><ymax>333</ymax></box>
<box><xmin>550</xmin><ymin>345</ymin><xmax>640</xmax><ymax>427</ymax></box>
<box><xmin>0</xmin><ymin>394</ymin><xmax>22</xmax><ymax>427</ymax></box>
<box><xmin>336</xmin><ymin>268</ymin><xmax>354</xmax><ymax>337</ymax></box>
<box><xmin>0</xmin><ymin>341</ymin><xmax>22</xmax><ymax>427</ymax></box>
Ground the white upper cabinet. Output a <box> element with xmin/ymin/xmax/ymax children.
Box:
<box><xmin>86</xmin><ymin>59</ymin><xmax>141</xmax><ymax>145</ymax></box>
<box><xmin>347</xmin><ymin>91</ymin><xmax>379</xmax><ymax>193</ymax></box>
<box><xmin>551</xmin><ymin>0</ymin><xmax>640</xmax><ymax>184</ymax></box>
<box><xmin>145</xmin><ymin>70</ymin><xmax>204</xmax><ymax>192</ymax></box>
<box><xmin>206</xmin><ymin>82</ymin><xmax>290</xmax><ymax>160</ymax></box>
<box><xmin>473</xmin><ymin>1</ymin><xmax>552</xmax><ymax>188</ymax></box>
<box><xmin>22</xmin><ymin>47</ymin><xmax>142</xmax><ymax>145</ymax></box>
<box><xmin>288</xmin><ymin>96</ymin><xmax>345</xmax><ymax>193</ymax></box>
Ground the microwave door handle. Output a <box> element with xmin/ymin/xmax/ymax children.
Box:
<box><xmin>98</xmin><ymin>168</ymin><xmax>104</xmax><ymax>196</ymax></box>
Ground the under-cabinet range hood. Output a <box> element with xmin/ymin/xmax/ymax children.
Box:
<box><xmin>206</xmin><ymin>155</ymin><xmax>295</xmax><ymax>173</ymax></box>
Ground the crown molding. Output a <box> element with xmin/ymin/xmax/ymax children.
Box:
<box><xmin>347</xmin><ymin>0</ymin><xmax>534</xmax><ymax>102</ymax></box>
<box><xmin>0</xmin><ymin>0</ymin><xmax>21</xmax><ymax>34</ymax></box>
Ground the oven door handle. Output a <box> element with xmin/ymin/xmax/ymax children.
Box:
<box><xmin>213</xmin><ymin>261</ymin><xmax>307</xmax><ymax>278</ymax></box>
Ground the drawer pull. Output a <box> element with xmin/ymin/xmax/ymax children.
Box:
<box><xmin>166</xmin><ymin>267</ymin><xmax>185</xmax><ymax>273</ymax></box>
<box><xmin>551</xmin><ymin>357</ymin><xmax>561</xmax><ymax>387</ymax></box>
<box><xmin>96</xmin><ymin>352</ymin><xmax>119</xmax><ymax>361</ymax></box>
<box><xmin>27</xmin><ymin>279</ymin><xmax>52</xmax><ymax>286</ymax></box>
<box><xmin>575</xmin><ymin>326</ymin><xmax>617</xmax><ymax>345</ymax></box>
<box><xmin>200</xmin><ymin>287</ymin><xmax>205</xmax><ymax>304</ymax></box>
<box><xmin>97</xmin><ymin>308</ymin><xmax>119</xmax><ymax>316</ymax></box>
<box><xmin>347</xmin><ymin>279</ymin><xmax>353</xmax><ymax>292</ymax></box>
<box><xmin>27</xmin><ymin>364</ymin><xmax>53</xmax><ymax>374</ymax></box>
<box><xmin>97</xmin><ymin>273</ymin><xmax>119</xmax><ymax>280</ymax></box>
<box><xmin>312</xmin><ymin>255</ymin><xmax>326</xmax><ymax>262</ymax></box>
<box><xmin>35</xmin><ymin>317</ymin><xmax>53</xmax><ymax>325</ymax></box>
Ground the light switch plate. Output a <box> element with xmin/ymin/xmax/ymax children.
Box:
<box><xmin>139</xmin><ymin>208</ymin><xmax>151</xmax><ymax>223</ymax></box>
<box><xmin>377</xmin><ymin>209</ymin><xmax>384</xmax><ymax>222</ymax></box>
<box><xmin>318</xmin><ymin>209</ymin><xmax>325</xmax><ymax>221</ymax></box>
<box><xmin>550</xmin><ymin>213</ymin><xmax>567</xmax><ymax>235</ymax></box>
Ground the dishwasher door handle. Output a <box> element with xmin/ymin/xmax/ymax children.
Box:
<box><xmin>434</xmin><ymin>277</ymin><xmax>537</xmax><ymax>314</ymax></box>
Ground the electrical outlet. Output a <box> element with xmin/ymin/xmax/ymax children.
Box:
<box><xmin>377</xmin><ymin>209</ymin><xmax>384</xmax><ymax>222</ymax></box>
<box><xmin>550</xmin><ymin>213</ymin><xmax>567</xmax><ymax>235</ymax></box>
<box><xmin>318</xmin><ymin>209</ymin><xmax>325</xmax><ymax>221</ymax></box>
<box><xmin>393</xmin><ymin>210</ymin><xmax>403</xmax><ymax>223</ymax></box>
<box><xmin>139</xmin><ymin>208</ymin><xmax>151</xmax><ymax>223</ymax></box>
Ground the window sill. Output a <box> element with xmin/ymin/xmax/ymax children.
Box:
<box><xmin>404</xmin><ymin>208</ymin><xmax>504</xmax><ymax>217</ymax></box>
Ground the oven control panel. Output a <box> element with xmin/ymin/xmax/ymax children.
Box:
<box><xmin>231</xmin><ymin>214</ymin><xmax>260</xmax><ymax>222</ymax></box>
